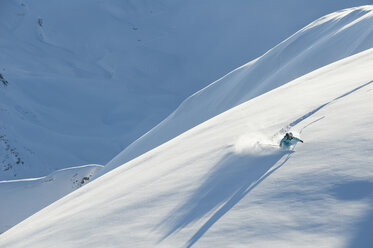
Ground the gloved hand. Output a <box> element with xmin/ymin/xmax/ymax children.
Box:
<box><xmin>300</xmin><ymin>140</ymin><xmax>304</xmax><ymax>143</ymax></box>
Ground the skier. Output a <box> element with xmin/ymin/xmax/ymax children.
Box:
<box><xmin>280</xmin><ymin>132</ymin><xmax>303</xmax><ymax>147</ymax></box>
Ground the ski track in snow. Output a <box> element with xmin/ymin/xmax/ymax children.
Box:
<box><xmin>1</xmin><ymin>46</ymin><xmax>372</xmax><ymax>247</ymax></box>
<box><xmin>1</xmin><ymin>0</ymin><xmax>372</xmax><ymax>180</ymax></box>
<box><xmin>234</xmin><ymin>79</ymin><xmax>373</xmax><ymax>158</ymax></box>
<box><xmin>101</xmin><ymin>5</ymin><xmax>373</xmax><ymax>176</ymax></box>
<box><xmin>284</xmin><ymin>80</ymin><xmax>373</xmax><ymax>133</ymax></box>
<box><xmin>1</xmin><ymin>4</ymin><xmax>373</xmax><ymax>248</ymax></box>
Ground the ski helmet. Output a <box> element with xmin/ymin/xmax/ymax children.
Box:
<box><xmin>288</xmin><ymin>132</ymin><xmax>293</xmax><ymax>137</ymax></box>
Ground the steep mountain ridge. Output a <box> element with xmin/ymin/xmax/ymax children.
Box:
<box><xmin>102</xmin><ymin>5</ymin><xmax>373</xmax><ymax>175</ymax></box>
<box><xmin>1</xmin><ymin>3</ymin><xmax>373</xmax><ymax>246</ymax></box>
<box><xmin>1</xmin><ymin>0</ymin><xmax>371</xmax><ymax>179</ymax></box>
<box><xmin>1</xmin><ymin>45</ymin><xmax>372</xmax><ymax>248</ymax></box>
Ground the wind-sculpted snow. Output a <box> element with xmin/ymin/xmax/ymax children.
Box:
<box><xmin>0</xmin><ymin>164</ymin><xmax>102</xmax><ymax>234</ymax></box>
<box><xmin>1</xmin><ymin>3</ymin><xmax>373</xmax><ymax>247</ymax></box>
<box><xmin>0</xmin><ymin>0</ymin><xmax>371</xmax><ymax>179</ymax></box>
<box><xmin>102</xmin><ymin>5</ymin><xmax>373</xmax><ymax>174</ymax></box>
<box><xmin>1</xmin><ymin>45</ymin><xmax>373</xmax><ymax>247</ymax></box>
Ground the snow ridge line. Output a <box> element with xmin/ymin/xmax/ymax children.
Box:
<box><xmin>185</xmin><ymin>80</ymin><xmax>373</xmax><ymax>247</ymax></box>
<box><xmin>277</xmin><ymin>79</ymin><xmax>373</xmax><ymax>136</ymax></box>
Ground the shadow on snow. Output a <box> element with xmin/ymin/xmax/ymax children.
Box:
<box><xmin>158</xmin><ymin>149</ymin><xmax>293</xmax><ymax>247</ymax></box>
<box><xmin>158</xmin><ymin>80</ymin><xmax>373</xmax><ymax>247</ymax></box>
<box><xmin>331</xmin><ymin>180</ymin><xmax>373</xmax><ymax>248</ymax></box>
<box><xmin>287</xmin><ymin>80</ymin><xmax>373</xmax><ymax>131</ymax></box>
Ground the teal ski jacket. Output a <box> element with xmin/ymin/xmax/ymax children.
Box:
<box><xmin>280</xmin><ymin>135</ymin><xmax>303</xmax><ymax>147</ymax></box>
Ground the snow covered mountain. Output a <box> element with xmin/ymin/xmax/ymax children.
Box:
<box><xmin>2</xmin><ymin>43</ymin><xmax>372</xmax><ymax>248</ymax></box>
<box><xmin>1</xmin><ymin>5</ymin><xmax>373</xmax><ymax>248</ymax></box>
<box><xmin>1</xmin><ymin>0</ymin><xmax>371</xmax><ymax>179</ymax></box>
<box><xmin>0</xmin><ymin>164</ymin><xmax>102</xmax><ymax>233</ymax></box>
<box><xmin>102</xmin><ymin>5</ymin><xmax>373</xmax><ymax>175</ymax></box>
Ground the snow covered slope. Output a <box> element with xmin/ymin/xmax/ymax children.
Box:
<box><xmin>1</xmin><ymin>45</ymin><xmax>373</xmax><ymax>247</ymax></box>
<box><xmin>1</xmin><ymin>0</ymin><xmax>371</xmax><ymax>179</ymax></box>
<box><xmin>0</xmin><ymin>164</ymin><xmax>102</xmax><ymax>234</ymax></box>
<box><xmin>102</xmin><ymin>5</ymin><xmax>373</xmax><ymax>175</ymax></box>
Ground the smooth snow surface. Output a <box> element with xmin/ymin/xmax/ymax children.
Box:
<box><xmin>1</xmin><ymin>44</ymin><xmax>373</xmax><ymax>248</ymax></box>
<box><xmin>102</xmin><ymin>5</ymin><xmax>373</xmax><ymax>175</ymax></box>
<box><xmin>1</xmin><ymin>0</ymin><xmax>372</xmax><ymax>179</ymax></box>
<box><xmin>0</xmin><ymin>164</ymin><xmax>102</xmax><ymax>234</ymax></box>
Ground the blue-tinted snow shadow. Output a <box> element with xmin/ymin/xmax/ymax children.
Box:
<box><xmin>158</xmin><ymin>149</ymin><xmax>293</xmax><ymax>247</ymax></box>
<box><xmin>330</xmin><ymin>181</ymin><xmax>373</xmax><ymax>248</ymax></box>
<box><xmin>279</xmin><ymin>80</ymin><xmax>373</xmax><ymax>134</ymax></box>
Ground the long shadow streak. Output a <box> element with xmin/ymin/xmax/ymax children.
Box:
<box><xmin>185</xmin><ymin>151</ymin><xmax>294</xmax><ymax>248</ymax></box>
<box><xmin>161</xmin><ymin>80</ymin><xmax>372</xmax><ymax>247</ymax></box>
<box><xmin>279</xmin><ymin>80</ymin><xmax>373</xmax><ymax>135</ymax></box>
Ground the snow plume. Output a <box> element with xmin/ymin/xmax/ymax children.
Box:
<box><xmin>234</xmin><ymin>133</ymin><xmax>280</xmax><ymax>155</ymax></box>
